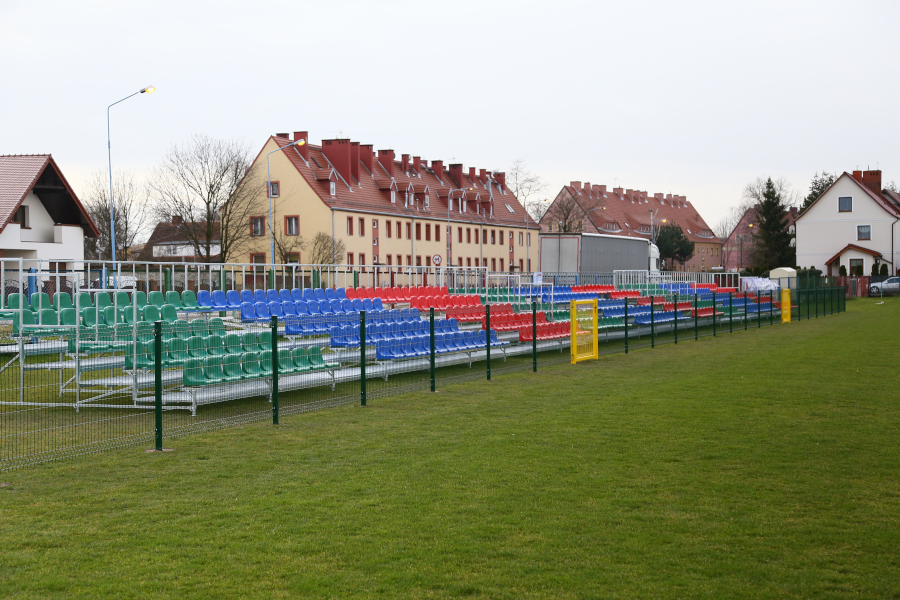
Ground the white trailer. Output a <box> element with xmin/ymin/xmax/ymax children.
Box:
<box><xmin>539</xmin><ymin>232</ymin><xmax>660</xmax><ymax>273</ymax></box>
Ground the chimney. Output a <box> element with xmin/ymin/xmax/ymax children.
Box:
<box><xmin>469</xmin><ymin>167</ymin><xmax>476</xmax><ymax>183</ymax></box>
<box><xmin>665</xmin><ymin>194</ymin><xmax>673</xmax><ymax>202</ymax></box>
<box><xmin>413</xmin><ymin>156</ymin><xmax>421</xmax><ymax>174</ymax></box>
<box><xmin>449</xmin><ymin>163</ymin><xmax>464</xmax><ymax>186</ymax></box>
<box><xmin>852</xmin><ymin>170</ymin><xmax>863</xmax><ymax>183</ymax></box>
<box><xmin>378</xmin><ymin>149</ymin><xmax>395</xmax><ymax>178</ymax></box>
<box><xmin>293</xmin><ymin>131</ymin><xmax>309</xmax><ymax>161</ymax></box>
<box><xmin>350</xmin><ymin>142</ymin><xmax>360</xmax><ymax>183</ymax></box>
<box><xmin>613</xmin><ymin>187</ymin><xmax>624</xmax><ymax>197</ymax></box>
<box><xmin>360</xmin><ymin>145</ymin><xmax>374</xmax><ymax>173</ymax></box>
<box><xmin>570</xmin><ymin>181</ymin><xmax>582</xmax><ymax>192</ymax></box>
<box><xmin>401</xmin><ymin>154</ymin><xmax>410</xmax><ymax>173</ymax></box>
<box><xmin>598</xmin><ymin>185</ymin><xmax>607</xmax><ymax>195</ymax></box>
<box><xmin>862</xmin><ymin>170</ymin><xmax>882</xmax><ymax>194</ymax></box>
<box><xmin>495</xmin><ymin>172</ymin><xmax>506</xmax><ymax>190</ymax></box>
<box><xmin>322</xmin><ymin>139</ymin><xmax>352</xmax><ymax>184</ymax></box>
<box><xmin>592</xmin><ymin>185</ymin><xmax>601</xmax><ymax>195</ymax></box>
<box><xmin>431</xmin><ymin>160</ymin><xmax>444</xmax><ymax>183</ymax></box>
<box><xmin>583</xmin><ymin>182</ymin><xmax>591</xmax><ymax>196</ymax></box>
<box><xmin>480</xmin><ymin>169</ymin><xmax>488</xmax><ymax>185</ymax></box>
<box><xmin>275</xmin><ymin>133</ymin><xmax>289</xmax><ymax>140</ymax></box>
<box><xmin>626</xmin><ymin>189</ymin><xmax>634</xmax><ymax>201</ymax></box>
<box><xmin>172</xmin><ymin>215</ymin><xmax>183</xmax><ymax>226</ymax></box>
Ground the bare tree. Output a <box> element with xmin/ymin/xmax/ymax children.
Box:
<box><xmin>148</xmin><ymin>134</ymin><xmax>262</xmax><ymax>263</ymax></box>
<box><xmin>272</xmin><ymin>223</ymin><xmax>304</xmax><ymax>264</ymax></box>
<box><xmin>742</xmin><ymin>176</ymin><xmax>800</xmax><ymax>208</ymax></box>
<box><xmin>507</xmin><ymin>159</ymin><xmax>548</xmax><ymax>221</ymax></box>
<box><xmin>308</xmin><ymin>232</ymin><xmax>345</xmax><ymax>265</ymax></box>
<box><xmin>541</xmin><ymin>188</ymin><xmax>604</xmax><ymax>232</ymax></box>
<box><xmin>713</xmin><ymin>198</ymin><xmax>755</xmax><ymax>269</ymax></box>
<box><xmin>81</xmin><ymin>168</ymin><xmax>151</xmax><ymax>261</ymax></box>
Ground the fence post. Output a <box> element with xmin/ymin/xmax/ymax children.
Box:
<box><xmin>485</xmin><ymin>304</ymin><xmax>491</xmax><ymax>380</ymax></box>
<box><xmin>360</xmin><ymin>311</ymin><xmax>366</xmax><ymax>406</ymax></box>
<box><xmin>219</xmin><ymin>269</ymin><xmax>227</xmax><ymax>318</ymax></box>
<box><xmin>673</xmin><ymin>292</ymin><xmax>678</xmax><ymax>344</ymax></box>
<box><xmin>163</xmin><ymin>268</ymin><xmax>172</xmax><ymax>294</ymax></box>
<box><xmin>271</xmin><ymin>315</ymin><xmax>279</xmax><ymax>424</ymax></box>
<box><xmin>712</xmin><ymin>292</ymin><xmax>717</xmax><ymax>337</ymax></box>
<box><xmin>154</xmin><ymin>320</ymin><xmax>163</xmax><ymax>452</ymax></box>
<box><xmin>807</xmin><ymin>288</ymin><xmax>810</xmax><ymax>320</ymax></box>
<box><xmin>624</xmin><ymin>300</ymin><xmax>629</xmax><ymax>354</ymax></box>
<box><xmin>429</xmin><ymin>307</ymin><xmax>435</xmax><ymax>392</ymax></box>
<box><xmin>729</xmin><ymin>292</ymin><xmax>733</xmax><ymax>333</ymax></box>
<box><xmin>694</xmin><ymin>293</ymin><xmax>698</xmax><ymax>340</ymax></box>
<box><xmin>532</xmin><ymin>300</ymin><xmax>537</xmax><ymax>373</ymax></box>
<box><xmin>756</xmin><ymin>290</ymin><xmax>761</xmax><ymax>328</ymax></box>
<box><xmin>769</xmin><ymin>291</ymin><xmax>774</xmax><ymax>325</ymax></box>
<box><xmin>745</xmin><ymin>292</ymin><xmax>749</xmax><ymax>330</ymax></box>
<box><xmin>650</xmin><ymin>295</ymin><xmax>655</xmax><ymax>348</ymax></box>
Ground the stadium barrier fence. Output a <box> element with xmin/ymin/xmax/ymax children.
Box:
<box><xmin>0</xmin><ymin>284</ymin><xmax>845</xmax><ymax>471</ymax></box>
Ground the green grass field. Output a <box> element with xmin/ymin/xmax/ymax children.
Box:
<box><xmin>1</xmin><ymin>297</ymin><xmax>898</xmax><ymax>598</ymax></box>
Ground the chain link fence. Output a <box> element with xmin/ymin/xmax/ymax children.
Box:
<box><xmin>1</xmin><ymin>283</ymin><xmax>844</xmax><ymax>470</ymax></box>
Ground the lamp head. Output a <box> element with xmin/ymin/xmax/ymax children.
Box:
<box><xmin>748</xmin><ymin>223</ymin><xmax>753</xmax><ymax>228</ymax></box>
<box><xmin>140</xmin><ymin>86</ymin><xmax>156</xmax><ymax>94</ymax></box>
<box><xmin>293</xmin><ymin>139</ymin><xmax>306</xmax><ymax>147</ymax></box>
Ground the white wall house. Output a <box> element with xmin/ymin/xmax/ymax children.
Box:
<box><xmin>795</xmin><ymin>170</ymin><xmax>900</xmax><ymax>276</ymax></box>
<box><xmin>0</xmin><ymin>154</ymin><xmax>98</xmax><ymax>269</ymax></box>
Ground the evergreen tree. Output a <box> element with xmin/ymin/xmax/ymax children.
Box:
<box><xmin>752</xmin><ymin>178</ymin><xmax>794</xmax><ymax>269</ymax></box>
<box><xmin>801</xmin><ymin>171</ymin><xmax>836</xmax><ymax>211</ymax></box>
<box><xmin>656</xmin><ymin>224</ymin><xmax>695</xmax><ymax>268</ymax></box>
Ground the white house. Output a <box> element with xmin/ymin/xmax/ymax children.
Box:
<box><xmin>0</xmin><ymin>154</ymin><xmax>98</xmax><ymax>269</ymax></box>
<box><xmin>795</xmin><ymin>170</ymin><xmax>900</xmax><ymax>276</ymax></box>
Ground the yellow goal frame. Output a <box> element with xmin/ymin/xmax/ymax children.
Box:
<box><xmin>570</xmin><ymin>299</ymin><xmax>599</xmax><ymax>364</ymax></box>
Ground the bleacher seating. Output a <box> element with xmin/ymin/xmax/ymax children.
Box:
<box><xmin>518</xmin><ymin>321</ymin><xmax>570</xmax><ymax>342</ymax></box>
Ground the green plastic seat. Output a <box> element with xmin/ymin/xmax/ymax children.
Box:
<box><xmin>3</xmin><ymin>293</ymin><xmax>30</xmax><ymax>314</ymax></box>
<box><xmin>187</xmin><ymin>335</ymin><xmax>208</xmax><ymax>359</ymax></box>
<box><xmin>223</xmin><ymin>354</ymin><xmax>245</xmax><ymax>381</ymax></box>
<box><xmin>134</xmin><ymin>321</ymin><xmax>154</xmax><ymax>343</ymax></box>
<box><xmin>307</xmin><ymin>346</ymin><xmax>327</xmax><ymax>369</ymax></box>
<box><xmin>123</xmin><ymin>304</ymin><xmax>142</xmax><ymax>325</ymax></box>
<box><xmin>277</xmin><ymin>348</ymin><xmax>296</xmax><ymax>374</ymax></box>
<box><xmin>241</xmin><ymin>352</ymin><xmax>262</xmax><ymax>378</ymax></box>
<box><xmin>142</xmin><ymin>305</ymin><xmax>161</xmax><ymax>323</ymax></box>
<box><xmin>202</xmin><ymin>356</ymin><xmax>227</xmax><ymax>383</ymax></box>
<box><xmin>292</xmin><ymin>347</ymin><xmax>312</xmax><ymax>372</ymax></box>
<box><xmin>183</xmin><ymin>358</ymin><xmax>207</xmax><ymax>387</ymax></box>
<box><xmin>166</xmin><ymin>338</ymin><xmax>190</xmax><ymax>364</ymax></box>
<box><xmin>81</xmin><ymin>307</ymin><xmax>101</xmax><ymax>328</ymax></box>
<box><xmin>191</xmin><ymin>320</ymin><xmax>209</xmax><ymax>338</ymax></box>
<box><xmin>92</xmin><ymin>325</ymin><xmax>115</xmax><ymax>352</ymax></box>
<box><xmin>133</xmin><ymin>291</ymin><xmax>149</xmax><ymax>311</ymax></box>
<box><xmin>124</xmin><ymin>341</ymin><xmax>153</xmax><ymax>370</ymax></box>
<box><xmin>30</xmin><ymin>292</ymin><xmax>53</xmax><ymax>313</ymax></box>
<box><xmin>12</xmin><ymin>310</ymin><xmax>36</xmax><ymax>337</ymax></box>
<box><xmin>182</xmin><ymin>290</ymin><xmax>200</xmax><ymax>310</ymax></box>
<box><xmin>241</xmin><ymin>332</ymin><xmax>260</xmax><ymax>353</ymax></box>
<box><xmin>148</xmin><ymin>291</ymin><xmax>165</xmax><ymax>308</ymax></box>
<box><xmin>114</xmin><ymin>291</ymin><xmax>131</xmax><ymax>310</ymax></box>
<box><xmin>206</xmin><ymin>334</ymin><xmax>226</xmax><ymax>356</ymax></box>
<box><xmin>257</xmin><ymin>330</ymin><xmax>273</xmax><ymax>352</ymax></box>
<box><xmin>223</xmin><ymin>333</ymin><xmax>243</xmax><ymax>355</ymax></box>
<box><xmin>173</xmin><ymin>320</ymin><xmax>192</xmax><ymax>341</ymax></box>
<box><xmin>160</xmin><ymin>304</ymin><xmax>179</xmax><ymax>324</ymax></box>
<box><xmin>112</xmin><ymin>324</ymin><xmax>135</xmax><ymax>350</ymax></box>
<box><xmin>58</xmin><ymin>307</ymin><xmax>78</xmax><ymax>327</ymax></box>
<box><xmin>165</xmin><ymin>291</ymin><xmax>185</xmax><ymax>309</ymax></box>
<box><xmin>75</xmin><ymin>292</ymin><xmax>94</xmax><ymax>310</ymax></box>
<box><xmin>208</xmin><ymin>318</ymin><xmax>227</xmax><ymax>338</ymax></box>
<box><xmin>103</xmin><ymin>305</ymin><xmax>122</xmax><ymax>326</ymax></box>
<box><xmin>94</xmin><ymin>293</ymin><xmax>112</xmax><ymax>311</ymax></box>
<box><xmin>53</xmin><ymin>292</ymin><xmax>73</xmax><ymax>312</ymax></box>
<box><xmin>258</xmin><ymin>350</ymin><xmax>273</xmax><ymax>375</ymax></box>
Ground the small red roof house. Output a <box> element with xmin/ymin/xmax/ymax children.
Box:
<box><xmin>795</xmin><ymin>170</ymin><xmax>900</xmax><ymax>275</ymax></box>
<box><xmin>721</xmin><ymin>206</ymin><xmax>799</xmax><ymax>272</ymax></box>
<box><xmin>138</xmin><ymin>217</ymin><xmax>222</xmax><ymax>263</ymax></box>
<box><xmin>540</xmin><ymin>182</ymin><xmax>722</xmax><ymax>271</ymax></box>
<box><xmin>0</xmin><ymin>154</ymin><xmax>98</xmax><ymax>268</ymax></box>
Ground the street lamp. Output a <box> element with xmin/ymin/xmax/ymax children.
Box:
<box><xmin>266</xmin><ymin>138</ymin><xmax>307</xmax><ymax>271</ymax></box>
<box><xmin>107</xmin><ymin>85</ymin><xmax>154</xmax><ymax>272</ymax></box>
<box><xmin>446</xmin><ymin>187</ymin><xmax>473</xmax><ymax>266</ymax></box>
<box><xmin>739</xmin><ymin>223</ymin><xmax>753</xmax><ymax>270</ymax></box>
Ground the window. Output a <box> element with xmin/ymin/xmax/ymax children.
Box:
<box><xmin>467</xmin><ymin>258</ymin><xmax>472</xmax><ymax>267</ymax></box>
<box><xmin>435</xmin><ymin>226</ymin><xmax>440</xmax><ymax>242</ymax></box>
<box><xmin>396</xmin><ymin>221</ymin><xmax>401</xmax><ymax>239</ymax></box>
<box><xmin>284</xmin><ymin>216</ymin><xmax>298</xmax><ymax>236</ymax></box>
<box><xmin>390</xmin><ymin>190</ymin><xmax>396</xmax><ymax>203</ymax></box>
<box><xmin>491</xmin><ymin>230</ymin><xmax>496</xmax><ymax>244</ymax></box>
<box><xmin>12</xmin><ymin>205</ymin><xmax>29</xmax><ymax>228</ymax></box>
<box><xmin>849</xmin><ymin>258</ymin><xmax>863</xmax><ymax>273</ymax></box>
<box><xmin>839</xmin><ymin>196</ymin><xmax>852</xmax><ymax>212</ymax></box>
<box><xmin>519</xmin><ymin>259</ymin><xmax>524</xmax><ymax>271</ymax></box>
<box><xmin>250</xmin><ymin>217</ymin><xmax>265</xmax><ymax>236</ymax></box>
<box><xmin>250</xmin><ymin>253</ymin><xmax>265</xmax><ymax>264</ymax></box>
<box><xmin>458</xmin><ymin>227</ymin><xmax>463</xmax><ymax>243</ymax></box>
<box><xmin>500</xmin><ymin>259</ymin><xmax>504</xmax><ymax>271</ymax></box>
<box><xmin>491</xmin><ymin>258</ymin><xmax>497</xmax><ymax>271</ymax></box>
<box><xmin>416</xmin><ymin>256</ymin><xmax>422</xmax><ymax>266</ymax></box>
<box><xmin>406</xmin><ymin>255</ymin><xmax>412</xmax><ymax>265</ymax></box>
<box><xmin>527</xmin><ymin>259</ymin><xmax>531</xmax><ymax>271</ymax></box>
<box><xmin>330</xmin><ymin>181</ymin><xmax>336</xmax><ymax>196</ymax></box>
<box><xmin>359</xmin><ymin>218</ymin><xmax>365</xmax><ymax>236</ymax></box>
<box><xmin>458</xmin><ymin>258</ymin><xmax>463</xmax><ymax>267</ymax></box>
<box><xmin>396</xmin><ymin>255</ymin><xmax>401</xmax><ymax>266</ymax></box>
<box><xmin>527</xmin><ymin>233</ymin><xmax>531</xmax><ymax>247</ymax></box>
<box><xmin>373</xmin><ymin>238</ymin><xmax>378</xmax><ymax>246</ymax></box>
<box><xmin>359</xmin><ymin>253</ymin><xmax>365</xmax><ymax>266</ymax></box>
<box><xmin>406</xmin><ymin>222</ymin><xmax>411</xmax><ymax>239</ymax></box>
<box><xmin>386</xmin><ymin>220</ymin><xmax>392</xmax><ymax>238</ymax></box>
<box><xmin>269</xmin><ymin>181</ymin><xmax>280</xmax><ymax>197</ymax></box>
<box><xmin>425</xmin><ymin>194</ymin><xmax>430</xmax><ymax>209</ymax></box>
<box><xmin>425</xmin><ymin>224</ymin><xmax>431</xmax><ymax>241</ymax></box>
<box><xmin>373</xmin><ymin>219</ymin><xmax>378</xmax><ymax>230</ymax></box>
<box><xmin>347</xmin><ymin>253</ymin><xmax>354</xmax><ymax>266</ymax></box>
<box><xmin>519</xmin><ymin>232</ymin><xmax>523</xmax><ymax>246</ymax></box>
<box><xmin>858</xmin><ymin>225</ymin><xmax>871</xmax><ymax>240</ymax></box>
<box><xmin>373</xmin><ymin>255</ymin><xmax>378</xmax><ymax>264</ymax></box>
<box><xmin>509</xmin><ymin>231</ymin><xmax>513</xmax><ymax>241</ymax></box>
<box><xmin>285</xmin><ymin>252</ymin><xmax>300</xmax><ymax>264</ymax></box>
<box><xmin>415</xmin><ymin>223</ymin><xmax>421</xmax><ymax>240</ymax></box>
<box><xmin>386</xmin><ymin>255</ymin><xmax>392</xmax><ymax>266</ymax></box>
<box><xmin>474</xmin><ymin>229</ymin><xmax>480</xmax><ymax>244</ymax></box>
<box><xmin>466</xmin><ymin>228</ymin><xmax>471</xmax><ymax>244</ymax></box>
<box><xmin>347</xmin><ymin>217</ymin><xmax>353</xmax><ymax>236</ymax></box>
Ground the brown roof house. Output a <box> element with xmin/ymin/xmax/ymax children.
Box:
<box><xmin>139</xmin><ymin>216</ymin><xmax>221</xmax><ymax>263</ymax></box>
<box><xmin>0</xmin><ymin>154</ymin><xmax>98</xmax><ymax>268</ymax></box>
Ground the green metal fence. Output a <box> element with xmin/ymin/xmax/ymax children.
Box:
<box><xmin>0</xmin><ymin>287</ymin><xmax>845</xmax><ymax>470</ymax></box>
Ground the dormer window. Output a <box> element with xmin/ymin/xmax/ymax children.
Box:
<box><xmin>390</xmin><ymin>190</ymin><xmax>396</xmax><ymax>203</ymax></box>
<box><xmin>329</xmin><ymin>181</ymin><xmax>336</xmax><ymax>196</ymax></box>
<box><xmin>425</xmin><ymin>194</ymin><xmax>430</xmax><ymax>209</ymax></box>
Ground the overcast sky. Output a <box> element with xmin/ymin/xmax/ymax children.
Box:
<box><xmin>3</xmin><ymin>0</ymin><xmax>899</xmax><ymax>235</ymax></box>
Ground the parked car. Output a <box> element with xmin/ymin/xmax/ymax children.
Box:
<box><xmin>870</xmin><ymin>277</ymin><xmax>899</xmax><ymax>295</ymax></box>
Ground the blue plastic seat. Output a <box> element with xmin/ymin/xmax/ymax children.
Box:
<box><xmin>268</xmin><ymin>301</ymin><xmax>284</xmax><ymax>320</ymax></box>
<box><xmin>291</xmin><ymin>288</ymin><xmax>304</xmax><ymax>303</ymax></box>
<box><xmin>372</xmin><ymin>298</ymin><xmax>384</xmax><ymax>311</ymax></box>
<box><xmin>253</xmin><ymin>290</ymin><xmax>267</xmax><ymax>304</ymax></box>
<box><xmin>336</xmin><ymin>288</ymin><xmax>347</xmax><ymax>300</ymax></box>
<box><xmin>196</xmin><ymin>290</ymin><xmax>214</xmax><ymax>309</ymax></box>
<box><xmin>362</xmin><ymin>298</ymin><xmax>375</xmax><ymax>312</ymax></box>
<box><xmin>279</xmin><ymin>289</ymin><xmax>292</xmax><ymax>304</ymax></box>
<box><xmin>314</xmin><ymin>288</ymin><xmax>326</xmax><ymax>302</ymax></box>
<box><xmin>329</xmin><ymin>326</ymin><xmax>345</xmax><ymax>347</ymax></box>
<box><xmin>285</xmin><ymin>316</ymin><xmax>302</xmax><ymax>336</ymax></box>
<box><xmin>282</xmin><ymin>302</ymin><xmax>297</xmax><ymax>317</ymax></box>
<box><xmin>240</xmin><ymin>290</ymin><xmax>254</xmax><ymax>305</ymax></box>
<box><xmin>319</xmin><ymin>300</ymin><xmax>334</xmax><ymax>315</ymax></box>
<box><xmin>434</xmin><ymin>333</ymin><xmax>449</xmax><ymax>353</ymax></box>
<box><xmin>240</xmin><ymin>302</ymin><xmax>259</xmax><ymax>323</ymax></box>
<box><xmin>302</xmin><ymin>288</ymin><xmax>316</xmax><ymax>302</ymax></box>
<box><xmin>295</xmin><ymin>301</ymin><xmax>310</xmax><ymax>316</ymax></box>
<box><xmin>351</xmin><ymin>298</ymin><xmax>364</xmax><ymax>312</ymax></box>
<box><xmin>266</xmin><ymin>289</ymin><xmax>280</xmax><ymax>304</ymax></box>
<box><xmin>211</xmin><ymin>290</ymin><xmax>229</xmax><ymax>309</ymax></box>
<box><xmin>254</xmin><ymin>302</ymin><xmax>271</xmax><ymax>321</ymax></box>
<box><xmin>330</xmin><ymin>299</ymin><xmax>345</xmax><ymax>314</ymax></box>
<box><xmin>341</xmin><ymin>299</ymin><xmax>355</xmax><ymax>314</ymax></box>
<box><xmin>325</xmin><ymin>288</ymin><xmax>337</xmax><ymax>301</ymax></box>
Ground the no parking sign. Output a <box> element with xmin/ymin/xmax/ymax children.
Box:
<box><xmin>432</xmin><ymin>255</ymin><xmax>442</xmax><ymax>266</ymax></box>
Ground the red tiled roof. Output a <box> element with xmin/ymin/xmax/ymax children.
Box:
<box><xmin>0</xmin><ymin>154</ymin><xmax>99</xmax><ymax>236</ymax></box>
<box><xmin>798</xmin><ymin>172</ymin><xmax>900</xmax><ymax>219</ymax></box>
<box><xmin>268</xmin><ymin>136</ymin><xmax>538</xmax><ymax>229</ymax></box>
<box><xmin>824</xmin><ymin>243</ymin><xmax>882</xmax><ymax>265</ymax></box>
<box><xmin>544</xmin><ymin>184</ymin><xmax>720</xmax><ymax>245</ymax></box>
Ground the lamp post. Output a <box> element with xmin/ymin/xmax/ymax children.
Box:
<box><xmin>446</xmin><ymin>187</ymin><xmax>473</xmax><ymax>266</ymax></box>
<box><xmin>266</xmin><ymin>138</ymin><xmax>306</xmax><ymax>275</ymax></box>
<box><xmin>107</xmin><ymin>85</ymin><xmax>154</xmax><ymax>273</ymax></box>
<box><xmin>739</xmin><ymin>223</ymin><xmax>753</xmax><ymax>271</ymax></box>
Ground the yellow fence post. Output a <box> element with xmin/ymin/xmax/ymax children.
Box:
<box><xmin>781</xmin><ymin>289</ymin><xmax>791</xmax><ymax>323</ymax></box>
